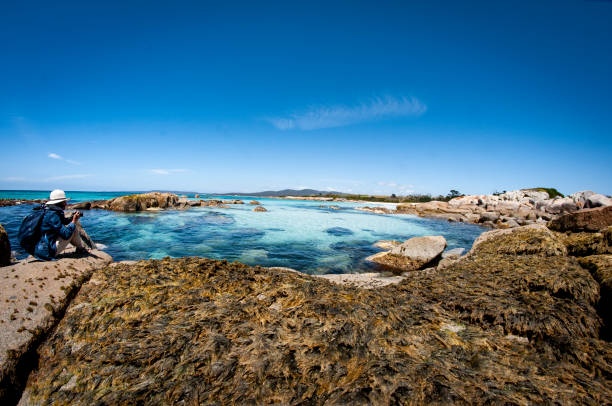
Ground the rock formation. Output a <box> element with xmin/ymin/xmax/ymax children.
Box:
<box><xmin>0</xmin><ymin>224</ymin><xmax>11</xmax><ymax>266</ymax></box>
<box><xmin>254</xmin><ymin>206</ymin><xmax>268</xmax><ymax>212</ymax></box>
<box><xmin>359</xmin><ymin>189</ymin><xmax>612</xmax><ymax>230</ymax></box>
<box><xmin>367</xmin><ymin>236</ymin><xmax>446</xmax><ymax>272</ymax></box>
<box><xmin>16</xmin><ymin>221</ymin><xmax>612</xmax><ymax>404</ymax></box>
<box><xmin>0</xmin><ymin>248</ymin><xmax>112</xmax><ymax>403</ymax></box>
<box><xmin>107</xmin><ymin>192</ymin><xmax>179</xmax><ymax>212</ymax></box>
<box><xmin>548</xmin><ymin>206</ymin><xmax>612</xmax><ymax>232</ymax></box>
<box><xmin>249</xmin><ymin>200</ymin><xmax>260</xmax><ymax>205</ymax></box>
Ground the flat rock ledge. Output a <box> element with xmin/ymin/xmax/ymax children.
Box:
<box><xmin>0</xmin><ymin>249</ymin><xmax>112</xmax><ymax>404</ymax></box>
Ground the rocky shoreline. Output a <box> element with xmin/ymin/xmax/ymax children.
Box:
<box><xmin>0</xmin><ymin>204</ymin><xmax>609</xmax><ymax>404</ymax></box>
<box><xmin>358</xmin><ymin>189</ymin><xmax>612</xmax><ymax>229</ymax></box>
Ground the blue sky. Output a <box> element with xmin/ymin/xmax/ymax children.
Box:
<box><xmin>1</xmin><ymin>1</ymin><xmax>611</xmax><ymax>195</ymax></box>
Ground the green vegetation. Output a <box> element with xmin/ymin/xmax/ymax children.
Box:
<box><xmin>523</xmin><ymin>187</ymin><xmax>564</xmax><ymax>198</ymax></box>
<box><xmin>310</xmin><ymin>190</ymin><xmax>464</xmax><ymax>203</ymax></box>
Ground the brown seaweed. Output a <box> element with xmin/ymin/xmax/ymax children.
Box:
<box><xmin>20</xmin><ymin>226</ymin><xmax>612</xmax><ymax>405</ymax></box>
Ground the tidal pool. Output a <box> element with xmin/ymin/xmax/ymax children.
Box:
<box><xmin>0</xmin><ymin>195</ymin><xmax>486</xmax><ymax>274</ymax></box>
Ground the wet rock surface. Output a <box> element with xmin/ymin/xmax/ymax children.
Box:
<box><xmin>0</xmin><ymin>249</ymin><xmax>112</xmax><ymax>404</ymax></box>
<box><xmin>18</xmin><ymin>224</ymin><xmax>612</xmax><ymax>405</ymax></box>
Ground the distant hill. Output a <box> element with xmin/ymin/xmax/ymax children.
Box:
<box><xmin>219</xmin><ymin>189</ymin><xmax>348</xmax><ymax>197</ymax></box>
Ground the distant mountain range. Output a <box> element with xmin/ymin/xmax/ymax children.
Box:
<box><xmin>217</xmin><ymin>189</ymin><xmax>348</xmax><ymax>197</ymax></box>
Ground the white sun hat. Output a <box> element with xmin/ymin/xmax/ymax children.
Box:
<box><xmin>47</xmin><ymin>189</ymin><xmax>71</xmax><ymax>205</ymax></box>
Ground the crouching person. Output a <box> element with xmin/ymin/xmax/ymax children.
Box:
<box><xmin>34</xmin><ymin>189</ymin><xmax>91</xmax><ymax>260</ymax></box>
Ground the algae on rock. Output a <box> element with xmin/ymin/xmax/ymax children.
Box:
<box><xmin>19</xmin><ymin>229</ymin><xmax>612</xmax><ymax>405</ymax></box>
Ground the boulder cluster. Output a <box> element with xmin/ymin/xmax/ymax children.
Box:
<box><xmin>67</xmin><ymin>193</ymin><xmax>251</xmax><ymax>212</ymax></box>
<box><xmin>359</xmin><ymin>189</ymin><xmax>612</xmax><ymax>229</ymax></box>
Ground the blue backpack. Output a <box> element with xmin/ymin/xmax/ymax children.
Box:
<box><xmin>18</xmin><ymin>205</ymin><xmax>46</xmax><ymax>255</ymax></box>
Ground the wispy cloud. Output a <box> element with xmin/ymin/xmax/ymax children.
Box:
<box><xmin>46</xmin><ymin>174</ymin><xmax>92</xmax><ymax>181</ymax></box>
<box><xmin>377</xmin><ymin>181</ymin><xmax>415</xmax><ymax>194</ymax></box>
<box><xmin>267</xmin><ymin>95</ymin><xmax>426</xmax><ymax>131</ymax></box>
<box><xmin>48</xmin><ymin>152</ymin><xmax>80</xmax><ymax>165</ymax></box>
<box><xmin>3</xmin><ymin>174</ymin><xmax>93</xmax><ymax>182</ymax></box>
<box><xmin>149</xmin><ymin>169</ymin><xmax>189</xmax><ymax>175</ymax></box>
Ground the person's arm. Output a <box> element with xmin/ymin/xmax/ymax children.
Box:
<box><xmin>48</xmin><ymin>212</ymin><xmax>76</xmax><ymax>240</ymax></box>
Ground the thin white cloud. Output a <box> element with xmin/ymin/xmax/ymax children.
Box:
<box><xmin>267</xmin><ymin>95</ymin><xmax>427</xmax><ymax>131</ymax></box>
<box><xmin>48</xmin><ymin>152</ymin><xmax>80</xmax><ymax>165</ymax></box>
<box><xmin>46</xmin><ymin>174</ymin><xmax>92</xmax><ymax>181</ymax></box>
<box><xmin>3</xmin><ymin>176</ymin><xmax>28</xmax><ymax>182</ymax></box>
<box><xmin>149</xmin><ymin>169</ymin><xmax>189</xmax><ymax>175</ymax></box>
<box><xmin>377</xmin><ymin>181</ymin><xmax>416</xmax><ymax>194</ymax></box>
<box><xmin>3</xmin><ymin>174</ymin><xmax>93</xmax><ymax>182</ymax></box>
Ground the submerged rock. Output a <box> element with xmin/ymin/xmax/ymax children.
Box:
<box><xmin>249</xmin><ymin>200</ymin><xmax>260</xmax><ymax>205</ymax></box>
<box><xmin>325</xmin><ymin>227</ymin><xmax>353</xmax><ymax>236</ymax></box>
<box><xmin>253</xmin><ymin>206</ymin><xmax>267</xmax><ymax>212</ymax></box>
<box><xmin>0</xmin><ymin>224</ymin><xmax>10</xmax><ymax>267</ymax></box>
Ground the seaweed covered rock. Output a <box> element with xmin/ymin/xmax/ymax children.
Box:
<box><xmin>19</xmin><ymin>253</ymin><xmax>612</xmax><ymax>405</ymax></box>
<box><xmin>108</xmin><ymin>192</ymin><xmax>179</xmax><ymax>212</ymax></box>
<box><xmin>1</xmin><ymin>249</ymin><xmax>112</xmax><ymax>404</ymax></box>
<box><xmin>67</xmin><ymin>202</ymin><xmax>91</xmax><ymax>210</ymax></box>
<box><xmin>548</xmin><ymin>206</ymin><xmax>612</xmax><ymax>232</ymax></box>
<box><xmin>0</xmin><ymin>224</ymin><xmax>10</xmax><ymax>267</ymax></box>
<box><xmin>470</xmin><ymin>224</ymin><xmax>567</xmax><ymax>257</ymax></box>
<box><xmin>577</xmin><ymin>254</ymin><xmax>612</xmax><ymax>339</ymax></box>
<box><xmin>560</xmin><ymin>230</ymin><xmax>611</xmax><ymax>257</ymax></box>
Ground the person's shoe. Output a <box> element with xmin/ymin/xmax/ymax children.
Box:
<box><xmin>75</xmin><ymin>247</ymin><xmax>89</xmax><ymax>255</ymax></box>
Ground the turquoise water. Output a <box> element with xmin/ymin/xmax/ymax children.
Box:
<box><xmin>0</xmin><ymin>191</ymin><xmax>486</xmax><ymax>274</ymax></box>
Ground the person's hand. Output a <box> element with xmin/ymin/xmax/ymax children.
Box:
<box><xmin>72</xmin><ymin>211</ymin><xmax>81</xmax><ymax>223</ymax></box>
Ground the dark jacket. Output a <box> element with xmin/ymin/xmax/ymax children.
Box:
<box><xmin>34</xmin><ymin>205</ymin><xmax>75</xmax><ymax>260</ymax></box>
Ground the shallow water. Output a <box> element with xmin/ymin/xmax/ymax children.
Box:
<box><xmin>0</xmin><ymin>191</ymin><xmax>486</xmax><ymax>274</ymax></box>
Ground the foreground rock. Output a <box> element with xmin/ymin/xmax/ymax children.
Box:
<box><xmin>548</xmin><ymin>206</ymin><xmax>612</xmax><ymax>232</ymax></box>
<box><xmin>0</xmin><ymin>224</ymin><xmax>10</xmax><ymax>266</ymax></box>
<box><xmin>0</xmin><ymin>249</ymin><xmax>112</xmax><ymax>404</ymax></box>
<box><xmin>253</xmin><ymin>206</ymin><xmax>267</xmax><ymax>212</ymax></box>
<box><xmin>368</xmin><ymin>236</ymin><xmax>446</xmax><ymax>272</ymax></box>
<box><xmin>18</xmin><ymin>227</ymin><xmax>612</xmax><ymax>404</ymax></box>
